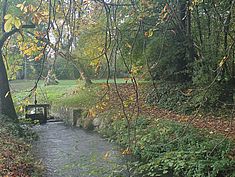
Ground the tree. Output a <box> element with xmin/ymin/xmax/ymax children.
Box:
<box><xmin>43</xmin><ymin>0</ymin><xmax>93</xmax><ymax>86</ymax></box>
<box><xmin>100</xmin><ymin>0</ymin><xmax>234</xmax><ymax>108</ymax></box>
<box><xmin>0</xmin><ymin>0</ymin><xmax>21</xmax><ymax>119</ymax></box>
<box><xmin>0</xmin><ymin>0</ymin><xmax>45</xmax><ymax>119</ymax></box>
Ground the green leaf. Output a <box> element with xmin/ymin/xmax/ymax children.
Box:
<box><xmin>4</xmin><ymin>19</ymin><xmax>13</xmax><ymax>32</ymax></box>
<box><xmin>163</xmin><ymin>170</ymin><xmax>168</xmax><ymax>174</ymax></box>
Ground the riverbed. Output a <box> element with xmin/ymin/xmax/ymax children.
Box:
<box><xmin>33</xmin><ymin>122</ymin><xmax>126</xmax><ymax>177</ymax></box>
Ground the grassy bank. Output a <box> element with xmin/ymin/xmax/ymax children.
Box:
<box><xmin>11</xmin><ymin>80</ymin><xmax>235</xmax><ymax>177</ymax></box>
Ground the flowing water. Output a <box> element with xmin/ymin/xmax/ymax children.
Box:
<box><xmin>33</xmin><ymin>121</ymin><xmax>127</xmax><ymax>177</ymax></box>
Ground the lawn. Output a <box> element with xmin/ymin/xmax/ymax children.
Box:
<box><xmin>11</xmin><ymin>79</ymin><xmax>104</xmax><ymax>111</ymax></box>
<box><xmin>10</xmin><ymin>78</ymin><xmax>142</xmax><ymax>108</ymax></box>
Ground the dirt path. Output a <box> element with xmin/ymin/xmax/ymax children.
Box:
<box><xmin>33</xmin><ymin>122</ymin><xmax>126</xmax><ymax>177</ymax></box>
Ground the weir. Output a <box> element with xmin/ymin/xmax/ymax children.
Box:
<box><xmin>25</xmin><ymin>104</ymin><xmax>50</xmax><ymax>124</ymax></box>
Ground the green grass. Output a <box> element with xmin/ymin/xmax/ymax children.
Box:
<box><xmin>53</xmin><ymin>84</ymin><xmax>102</xmax><ymax>109</ymax></box>
<box><xmin>9</xmin><ymin>80</ymin><xmax>40</xmax><ymax>92</ymax></box>
<box><xmin>11</xmin><ymin>79</ymin><xmax>148</xmax><ymax>111</ymax></box>
<box><xmin>93</xmin><ymin>78</ymin><xmax>151</xmax><ymax>84</ymax></box>
<box><xmin>11</xmin><ymin>80</ymin><xmax>101</xmax><ymax>109</ymax></box>
<box><xmin>11</xmin><ymin>80</ymin><xmax>78</xmax><ymax>108</ymax></box>
<box><xmin>40</xmin><ymin>80</ymin><xmax>78</xmax><ymax>103</ymax></box>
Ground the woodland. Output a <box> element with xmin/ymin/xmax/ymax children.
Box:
<box><xmin>0</xmin><ymin>0</ymin><xmax>235</xmax><ymax>176</ymax></box>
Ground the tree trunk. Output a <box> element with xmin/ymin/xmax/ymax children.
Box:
<box><xmin>0</xmin><ymin>0</ymin><xmax>35</xmax><ymax>120</ymax></box>
<box><xmin>186</xmin><ymin>2</ymin><xmax>195</xmax><ymax>63</ymax></box>
<box><xmin>0</xmin><ymin>51</ymin><xmax>17</xmax><ymax>119</ymax></box>
<box><xmin>44</xmin><ymin>69</ymin><xmax>59</xmax><ymax>86</ymax></box>
<box><xmin>173</xmin><ymin>0</ymin><xmax>189</xmax><ymax>82</ymax></box>
<box><xmin>222</xmin><ymin>0</ymin><xmax>234</xmax><ymax>105</ymax></box>
<box><xmin>73</xmin><ymin>59</ymin><xmax>92</xmax><ymax>86</ymax></box>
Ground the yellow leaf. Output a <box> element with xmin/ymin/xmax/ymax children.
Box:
<box><xmin>16</xmin><ymin>3</ymin><xmax>22</xmax><ymax>8</ymax></box>
<box><xmin>14</xmin><ymin>18</ymin><xmax>21</xmax><ymax>29</ymax></box>
<box><xmin>16</xmin><ymin>3</ymin><xmax>25</xmax><ymax>11</ymax></box>
<box><xmin>103</xmin><ymin>151</ymin><xmax>110</xmax><ymax>160</ymax></box>
<box><xmin>90</xmin><ymin>59</ymin><xmax>100</xmax><ymax>67</ymax></box>
<box><xmin>122</xmin><ymin>147</ymin><xmax>131</xmax><ymax>155</ymax></box>
<box><xmin>148</xmin><ymin>29</ymin><xmax>154</xmax><ymax>37</ymax></box>
<box><xmin>219</xmin><ymin>56</ymin><xmax>228</xmax><ymax>67</ymax></box>
<box><xmin>123</xmin><ymin>100</ymin><xmax>129</xmax><ymax>108</ymax></box>
<box><xmin>88</xmin><ymin>108</ymin><xmax>96</xmax><ymax>117</ymax></box>
<box><xmin>5</xmin><ymin>91</ymin><xmax>10</xmax><ymax>98</ymax></box>
<box><xmin>4</xmin><ymin>19</ymin><xmax>12</xmax><ymax>32</ymax></box>
<box><xmin>4</xmin><ymin>14</ymin><xmax>12</xmax><ymax>20</ymax></box>
<box><xmin>25</xmin><ymin>99</ymin><xmax>30</xmax><ymax>104</ymax></box>
<box><xmin>19</xmin><ymin>106</ymin><xmax>24</xmax><ymax>112</ymax></box>
<box><xmin>23</xmin><ymin>6</ymin><xmax>28</xmax><ymax>13</ymax></box>
<box><xmin>126</xmin><ymin>42</ymin><xmax>132</xmax><ymax>49</ymax></box>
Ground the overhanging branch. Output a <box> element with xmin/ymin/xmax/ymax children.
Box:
<box><xmin>0</xmin><ymin>24</ymin><xmax>36</xmax><ymax>49</ymax></box>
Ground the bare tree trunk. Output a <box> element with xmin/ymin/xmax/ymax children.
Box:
<box><xmin>72</xmin><ymin>59</ymin><xmax>92</xmax><ymax>86</ymax></box>
<box><xmin>44</xmin><ymin>69</ymin><xmax>59</xmax><ymax>86</ymax></box>
<box><xmin>0</xmin><ymin>51</ymin><xmax>17</xmax><ymax>119</ymax></box>
<box><xmin>224</xmin><ymin>0</ymin><xmax>233</xmax><ymax>52</ymax></box>
<box><xmin>223</xmin><ymin>0</ymin><xmax>234</xmax><ymax>105</ymax></box>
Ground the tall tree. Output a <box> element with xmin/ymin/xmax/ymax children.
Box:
<box><xmin>0</xmin><ymin>0</ymin><xmax>41</xmax><ymax>119</ymax></box>
<box><xmin>0</xmin><ymin>0</ymin><xmax>18</xmax><ymax>119</ymax></box>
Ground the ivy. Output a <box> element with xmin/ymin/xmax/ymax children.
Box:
<box><xmin>100</xmin><ymin>117</ymin><xmax>235</xmax><ymax>177</ymax></box>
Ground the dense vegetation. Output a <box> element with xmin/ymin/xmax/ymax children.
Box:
<box><xmin>101</xmin><ymin>118</ymin><xmax>235</xmax><ymax>177</ymax></box>
<box><xmin>2</xmin><ymin>0</ymin><xmax>234</xmax><ymax>114</ymax></box>
<box><xmin>0</xmin><ymin>0</ymin><xmax>235</xmax><ymax>176</ymax></box>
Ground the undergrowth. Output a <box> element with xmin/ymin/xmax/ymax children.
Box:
<box><xmin>0</xmin><ymin>115</ymin><xmax>43</xmax><ymax>177</ymax></box>
<box><xmin>146</xmin><ymin>81</ymin><xmax>233</xmax><ymax>116</ymax></box>
<box><xmin>100</xmin><ymin>117</ymin><xmax>235</xmax><ymax>177</ymax></box>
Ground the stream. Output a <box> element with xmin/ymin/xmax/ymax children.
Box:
<box><xmin>33</xmin><ymin>121</ymin><xmax>127</xmax><ymax>177</ymax></box>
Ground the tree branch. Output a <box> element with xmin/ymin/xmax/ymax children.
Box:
<box><xmin>0</xmin><ymin>24</ymin><xmax>35</xmax><ymax>49</ymax></box>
